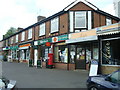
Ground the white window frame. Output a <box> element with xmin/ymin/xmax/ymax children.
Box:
<box><xmin>21</xmin><ymin>32</ymin><xmax>25</xmax><ymax>41</ymax></box>
<box><xmin>28</xmin><ymin>28</ymin><xmax>32</xmax><ymax>39</ymax></box>
<box><xmin>75</xmin><ymin>11</ymin><xmax>87</xmax><ymax>28</ymax></box>
<box><xmin>69</xmin><ymin>11</ymin><xmax>74</xmax><ymax>32</ymax></box>
<box><xmin>51</xmin><ymin>17</ymin><xmax>59</xmax><ymax>33</ymax></box>
<box><xmin>106</xmin><ymin>18</ymin><xmax>112</xmax><ymax>26</ymax></box>
<box><xmin>88</xmin><ymin>11</ymin><xmax>92</xmax><ymax>29</ymax></box>
<box><xmin>16</xmin><ymin>35</ymin><xmax>18</xmax><ymax>43</ymax></box>
<box><xmin>39</xmin><ymin>23</ymin><xmax>45</xmax><ymax>36</ymax></box>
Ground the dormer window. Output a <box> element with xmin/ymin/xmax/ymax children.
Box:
<box><xmin>75</xmin><ymin>11</ymin><xmax>87</xmax><ymax>28</ymax></box>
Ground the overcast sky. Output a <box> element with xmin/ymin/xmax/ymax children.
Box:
<box><xmin>0</xmin><ymin>0</ymin><xmax>115</xmax><ymax>40</ymax></box>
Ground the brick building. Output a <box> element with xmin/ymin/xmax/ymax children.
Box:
<box><xmin>1</xmin><ymin>0</ymin><xmax>120</xmax><ymax>73</ymax></box>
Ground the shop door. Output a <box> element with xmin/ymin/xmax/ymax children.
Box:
<box><xmin>34</xmin><ymin>49</ymin><xmax>38</xmax><ymax>66</ymax></box>
<box><xmin>76</xmin><ymin>46</ymin><xmax>86</xmax><ymax>69</ymax></box>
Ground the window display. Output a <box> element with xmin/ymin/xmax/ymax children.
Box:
<box><xmin>102</xmin><ymin>40</ymin><xmax>120</xmax><ymax>65</ymax></box>
<box><xmin>70</xmin><ymin>45</ymin><xmax>75</xmax><ymax>63</ymax></box>
<box><xmin>54</xmin><ymin>45</ymin><xmax>68</xmax><ymax>63</ymax></box>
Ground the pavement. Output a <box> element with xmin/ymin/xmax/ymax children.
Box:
<box><xmin>2</xmin><ymin>61</ymin><xmax>89</xmax><ymax>88</ymax></box>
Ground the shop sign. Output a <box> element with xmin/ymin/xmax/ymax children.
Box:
<box><xmin>10</xmin><ymin>45</ymin><xmax>18</xmax><ymax>50</ymax></box>
<box><xmin>69</xmin><ymin>29</ymin><xmax>97</xmax><ymax>39</ymax></box>
<box><xmin>19</xmin><ymin>43</ymin><xmax>31</xmax><ymax>48</ymax></box>
<box><xmin>96</xmin><ymin>23</ymin><xmax>120</xmax><ymax>35</ymax></box>
<box><xmin>3</xmin><ymin>46</ymin><xmax>10</xmax><ymax>50</ymax></box>
<box><xmin>52</xmin><ymin>34</ymin><xmax>68</xmax><ymax>43</ymax></box>
<box><xmin>45</xmin><ymin>42</ymin><xmax>51</xmax><ymax>46</ymax></box>
<box><xmin>38</xmin><ymin>38</ymin><xmax>52</xmax><ymax>45</ymax></box>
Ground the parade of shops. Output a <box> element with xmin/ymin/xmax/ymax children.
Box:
<box><xmin>0</xmin><ymin>0</ymin><xmax>120</xmax><ymax>74</ymax></box>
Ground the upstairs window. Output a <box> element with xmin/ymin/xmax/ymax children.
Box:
<box><xmin>39</xmin><ymin>23</ymin><xmax>45</xmax><ymax>36</ymax></box>
<box><xmin>28</xmin><ymin>28</ymin><xmax>32</xmax><ymax>39</ymax></box>
<box><xmin>11</xmin><ymin>37</ymin><xmax>14</xmax><ymax>44</ymax></box>
<box><xmin>51</xmin><ymin>17</ymin><xmax>59</xmax><ymax>33</ymax></box>
<box><xmin>106</xmin><ymin>18</ymin><xmax>112</xmax><ymax>25</ymax></box>
<box><xmin>16</xmin><ymin>35</ymin><xmax>18</xmax><ymax>43</ymax></box>
<box><xmin>21</xmin><ymin>32</ymin><xmax>25</xmax><ymax>41</ymax></box>
<box><xmin>75</xmin><ymin>11</ymin><xmax>87</xmax><ymax>28</ymax></box>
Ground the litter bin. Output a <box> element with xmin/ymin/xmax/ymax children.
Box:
<box><xmin>28</xmin><ymin>59</ymin><xmax>33</xmax><ymax>67</ymax></box>
<box><xmin>37</xmin><ymin>60</ymin><xmax>42</xmax><ymax>68</ymax></box>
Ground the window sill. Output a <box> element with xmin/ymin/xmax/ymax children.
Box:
<box><xmin>101</xmin><ymin>64</ymin><xmax>120</xmax><ymax>67</ymax></box>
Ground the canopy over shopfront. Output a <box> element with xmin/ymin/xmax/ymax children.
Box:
<box><xmin>96</xmin><ymin>23</ymin><xmax>120</xmax><ymax>36</ymax></box>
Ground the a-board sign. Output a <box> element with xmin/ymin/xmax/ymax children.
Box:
<box><xmin>89</xmin><ymin>60</ymin><xmax>98</xmax><ymax>76</ymax></box>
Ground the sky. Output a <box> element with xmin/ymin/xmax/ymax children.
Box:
<box><xmin>0</xmin><ymin>0</ymin><xmax>115</xmax><ymax>40</ymax></box>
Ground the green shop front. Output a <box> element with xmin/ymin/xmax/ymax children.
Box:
<box><xmin>34</xmin><ymin>34</ymin><xmax>70</xmax><ymax>69</ymax></box>
<box><xmin>34</xmin><ymin>38</ymin><xmax>52</xmax><ymax>67</ymax></box>
<box><xmin>10</xmin><ymin>45</ymin><xmax>19</xmax><ymax>62</ymax></box>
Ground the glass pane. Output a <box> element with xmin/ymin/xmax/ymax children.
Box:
<box><xmin>75</xmin><ymin>11</ymin><xmax>86</xmax><ymax>28</ymax></box>
<box><xmin>77</xmin><ymin>46</ymin><xmax>85</xmax><ymax>60</ymax></box>
<box><xmin>70</xmin><ymin>45</ymin><xmax>75</xmax><ymax>63</ymax></box>
<box><xmin>86</xmin><ymin>47</ymin><xmax>91</xmax><ymax>63</ymax></box>
<box><xmin>54</xmin><ymin>46</ymin><xmax>59</xmax><ymax>62</ymax></box>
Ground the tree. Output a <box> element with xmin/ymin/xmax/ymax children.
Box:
<box><xmin>4</xmin><ymin>27</ymin><xmax>17</xmax><ymax>38</ymax></box>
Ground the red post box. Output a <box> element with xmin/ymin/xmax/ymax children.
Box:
<box><xmin>48</xmin><ymin>53</ymin><xmax>54</xmax><ymax>68</ymax></box>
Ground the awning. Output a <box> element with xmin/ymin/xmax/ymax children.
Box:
<box><xmin>96</xmin><ymin>23</ymin><xmax>120</xmax><ymax>36</ymax></box>
<box><xmin>19</xmin><ymin>46</ymin><xmax>29</xmax><ymax>50</ymax></box>
<box><xmin>97</xmin><ymin>27</ymin><xmax>120</xmax><ymax>36</ymax></box>
<box><xmin>66</xmin><ymin>35</ymin><xmax>98</xmax><ymax>44</ymax></box>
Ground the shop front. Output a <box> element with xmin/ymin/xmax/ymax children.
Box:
<box><xmin>52</xmin><ymin>34</ymin><xmax>69</xmax><ymax>70</ymax></box>
<box><xmin>19</xmin><ymin>43</ymin><xmax>31</xmax><ymax>63</ymax></box>
<box><xmin>97</xmin><ymin>23</ymin><xmax>120</xmax><ymax>74</ymax></box>
<box><xmin>10</xmin><ymin>45</ymin><xmax>19</xmax><ymax>62</ymax></box>
<box><xmin>3</xmin><ymin>46</ymin><xmax>11</xmax><ymax>61</ymax></box>
<box><xmin>35</xmin><ymin>38</ymin><xmax>52</xmax><ymax>67</ymax></box>
<box><xmin>66</xmin><ymin>29</ymin><xmax>98</xmax><ymax>70</ymax></box>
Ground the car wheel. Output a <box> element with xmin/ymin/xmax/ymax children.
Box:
<box><xmin>89</xmin><ymin>85</ymin><xmax>98</xmax><ymax>90</ymax></box>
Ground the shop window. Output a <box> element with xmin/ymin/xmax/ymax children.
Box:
<box><xmin>93</xmin><ymin>43</ymin><xmax>98</xmax><ymax>60</ymax></box>
<box><xmin>70</xmin><ymin>45</ymin><xmax>76</xmax><ymax>63</ymax></box>
<box><xmin>54</xmin><ymin>45</ymin><xmax>68</xmax><ymax>63</ymax></box>
<box><xmin>12</xmin><ymin>50</ymin><xmax>16</xmax><ymax>59</ymax></box>
<box><xmin>86</xmin><ymin>46</ymin><xmax>92</xmax><ymax>64</ymax></box>
<box><xmin>26</xmin><ymin>49</ymin><xmax>30</xmax><ymax>60</ymax></box>
<box><xmin>102</xmin><ymin>40</ymin><xmax>120</xmax><ymax>65</ymax></box>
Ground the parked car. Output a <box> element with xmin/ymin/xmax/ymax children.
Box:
<box><xmin>86</xmin><ymin>69</ymin><xmax>120</xmax><ymax>90</ymax></box>
<box><xmin>0</xmin><ymin>76</ymin><xmax>16</xmax><ymax>90</ymax></box>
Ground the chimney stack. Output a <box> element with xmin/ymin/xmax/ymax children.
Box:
<box><xmin>16</xmin><ymin>27</ymin><xmax>23</xmax><ymax>32</ymax></box>
<box><xmin>37</xmin><ymin>16</ymin><xmax>46</xmax><ymax>22</ymax></box>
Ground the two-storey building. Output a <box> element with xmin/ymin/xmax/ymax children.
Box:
<box><xmin>2</xmin><ymin>0</ymin><xmax>120</xmax><ymax>72</ymax></box>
